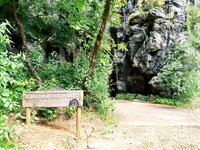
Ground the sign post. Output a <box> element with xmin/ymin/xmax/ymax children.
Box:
<box><xmin>76</xmin><ymin>106</ymin><xmax>81</xmax><ymax>138</ymax></box>
<box><xmin>26</xmin><ymin>107</ymin><xmax>31</xmax><ymax>125</ymax></box>
<box><xmin>22</xmin><ymin>90</ymin><xmax>83</xmax><ymax>138</ymax></box>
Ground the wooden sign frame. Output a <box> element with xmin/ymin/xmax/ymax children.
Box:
<box><xmin>22</xmin><ymin>90</ymin><xmax>83</xmax><ymax>138</ymax></box>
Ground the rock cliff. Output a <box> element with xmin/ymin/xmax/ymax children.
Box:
<box><xmin>110</xmin><ymin>0</ymin><xmax>199</xmax><ymax>96</ymax></box>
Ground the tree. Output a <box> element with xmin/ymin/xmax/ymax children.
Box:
<box><xmin>13</xmin><ymin>0</ymin><xmax>42</xmax><ymax>85</ymax></box>
<box><xmin>89</xmin><ymin>0</ymin><xmax>111</xmax><ymax>77</ymax></box>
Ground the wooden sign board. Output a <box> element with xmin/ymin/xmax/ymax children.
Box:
<box><xmin>23</xmin><ymin>90</ymin><xmax>83</xmax><ymax>107</ymax></box>
<box><xmin>22</xmin><ymin>90</ymin><xmax>83</xmax><ymax>139</ymax></box>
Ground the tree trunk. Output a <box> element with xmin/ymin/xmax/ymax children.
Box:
<box><xmin>88</xmin><ymin>0</ymin><xmax>111</xmax><ymax>77</ymax></box>
<box><xmin>13</xmin><ymin>0</ymin><xmax>42</xmax><ymax>85</ymax></box>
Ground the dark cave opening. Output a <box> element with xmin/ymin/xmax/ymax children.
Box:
<box><xmin>109</xmin><ymin>68</ymin><xmax>155</xmax><ymax>97</ymax></box>
<box><xmin>109</xmin><ymin>54</ymin><xmax>155</xmax><ymax>97</ymax></box>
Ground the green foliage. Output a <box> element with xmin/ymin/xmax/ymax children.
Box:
<box><xmin>19</xmin><ymin>0</ymin><xmax>125</xmax><ymax>58</ymax></box>
<box><xmin>38</xmin><ymin>108</ymin><xmax>60</xmax><ymax>121</ymax></box>
<box><xmin>79</xmin><ymin>53</ymin><xmax>113</xmax><ymax>121</ymax></box>
<box><xmin>167</xmin><ymin>12</ymin><xmax>175</xmax><ymax>20</ymax></box>
<box><xmin>96</xmin><ymin>99</ymin><xmax>114</xmax><ymax>122</ymax></box>
<box><xmin>187</xmin><ymin>5</ymin><xmax>200</xmax><ymax>35</ymax></box>
<box><xmin>19</xmin><ymin>0</ymin><xmax>104</xmax><ymax>54</ymax></box>
<box><xmin>28</xmin><ymin>44</ymin><xmax>44</xmax><ymax>70</ymax></box>
<box><xmin>0</xmin><ymin>115</ymin><xmax>22</xmax><ymax>149</ymax></box>
<box><xmin>155</xmin><ymin>7</ymin><xmax>200</xmax><ymax>105</ymax></box>
<box><xmin>152</xmin><ymin>96</ymin><xmax>183</xmax><ymax>106</ymax></box>
<box><xmin>0</xmin><ymin>21</ymin><xmax>10</xmax><ymax>50</ymax></box>
<box><xmin>31</xmin><ymin>50</ymin><xmax>112</xmax><ymax>119</ymax></box>
<box><xmin>0</xmin><ymin>22</ymin><xmax>36</xmax><ymax>114</ymax></box>
<box><xmin>143</xmin><ymin>0</ymin><xmax>165</xmax><ymax>10</ymax></box>
<box><xmin>0</xmin><ymin>23</ymin><xmax>21</xmax><ymax>113</ymax></box>
<box><xmin>0</xmin><ymin>23</ymin><xmax>35</xmax><ymax>150</ymax></box>
<box><xmin>0</xmin><ymin>115</ymin><xmax>11</xmax><ymax>142</ymax></box>
<box><xmin>20</xmin><ymin>0</ymin><xmax>73</xmax><ymax>43</ymax></box>
<box><xmin>84</xmin><ymin>52</ymin><xmax>112</xmax><ymax>109</ymax></box>
<box><xmin>156</xmin><ymin>42</ymin><xmax>200</xmax><ymax>102</ymax></box>
<box><xmin>116</xmin><ymin>93</ymin><xmax>136</xmax><ymax>100</ymax></box>
<box><xmin>0</xmin><ymin>142</ymin><xmax>22</xmax><ymax>150</ymax></box>
<box><xmin>38</xmin><ymin>55</ymin><xmax>90</xmax><ymax>90</ymax></box>
<box><xmin>135</xmin><ymin>94</ymin><xmax>148</xmax><ymax>101</ymax></box>
<box><xmin>0</xmin><ymin>0</ymin><xmax>123</xmax><ymax>122</ymax></box>
<box><xmin>117</xmin><ymin>43</ymin><xmax>128</xmax><ymax>51</ymax></box>
<box><xmin>65</xmin><ymin>107</ymin><xmax>76</xmax><ymax>119</ymax></box>
<box><xmin>135</xmin><ymin>0</ymin><xmax>165</xmax><ymax>14</ymax></box>
<box><xmin>109</xmin><ymin>0</ymin><xmax>126</xmax><ymax>27</ymax></box>
<box><xmin>187</xmin><ymin>5</ymin><xmax>200</xmax><ymax>51</ymax></box>
<box><xmin>0</xmin><ymin>0</ymin><xmax>9</xmax><ymax>7</ymax></box>
<box><xmin>0</xmin><ymin>22</ymin><xmax>25</xmax><ymax>149</ymax></box>
<box><xmin>40</xmin><ymin>51</ymin><xmax>114</xmax><ymax>120</ymax></box>
<box><xmin>116</xmin><ymin>93</ymin><xmax>148</xmax><ymax>101</ymax></box>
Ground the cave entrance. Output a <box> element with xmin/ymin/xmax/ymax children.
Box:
<box><xmin>109</xmin><ymin>58</ymin><xmax>155</xmax><ymax>97</ymax></box>
<box><xmin>126</xmin><ymin>67</ymin><xmax>154</xmax><ymax>96</ymax></box>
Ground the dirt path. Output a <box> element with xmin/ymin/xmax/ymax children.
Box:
<box><xmin>115</xmin><ymin>100</ymin><xmax>200</xmax><ymax>125</ymax></box>
<box><xmin>14</xmin><ymin>101</ymin><xmax>200</xmax><ymax>150</ymax></box>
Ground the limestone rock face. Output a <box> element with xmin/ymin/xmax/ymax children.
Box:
<box><xmin>110</xmin><ymin>0</ymin><xmax>194</xmax><ymax>95</ymax></box>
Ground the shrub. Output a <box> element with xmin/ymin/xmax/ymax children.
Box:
<box><xmin>84</xmin><ymin>52</ymin><xmax>113</xmax><ymax>120</ymax></box>
<box><xmin>115</xmin><ymin>93</ymin><xmax>149</xmax><ymax>101</ymax></box>
<box><xmin>116</xmin><ymin>93</ymin><xmax>136</xmax><ymax>100</ymax></box>
<box><xmin>156</xmin><ymin>42</ymin><xmax>200</xmax><ymax>103</ymax></box>
<box><xmin>135</xmin><ymin>94</ymin><xmax>148</xmax><ymax>101</ymax></box>
<box><xmin>31</xmin><ymin>50</ymin><xmax>112</xmax><ymax>120</ymax></box>
<box><xmin>0</xmin><ymin>115</ymin><xmax>11</xmax><ymax>142</ymax></box>
<box><xmin>0</xmin><ymin>21</ymin><xmax>24</xmax><ymax>149</ymax></box>
<box><xmin>153</xmin><ymin>5</ymin><xmax>200</xmax><ymax>106</ymax></box>
<box><xmin>38</xmin><ymin>108</ymin><xmax>61</xmax><ymax>121</ymax></box>
<box><xmin>187</xmin><ymin>5</ymin><xmax>200</xmax><ymax>51</ymax></box>
<box><xmin>152</xmin><ymin>96</ymin><xmax>182</xmax><ymax>106</ymax></box>
<box><xmin>33</xmin><ymin>54</ymin><xmax>89</xmax><ymax>120</ymax></box>
<box><xmin>0</xmin><ymin>22</ymin><xmax>19</xmax><ymax>114</ymax></box>
<box><xmin>0</xmin><ymin>114</ymin><xmax>22</xmax><ymax>149</ymax></box>
<box><xmin>0</xmin><ymin>23</ymin><xmax>35</xmax><ymax>149</ymax></box>
<box><xmin>0</xmin><ymin>22</ymin><xmax>37</xmax><ymax>114</ymax></box>
<box><xmin>95</xmin><ymin>98</ymin><xmax>114</xmax><ymax>124</ymax></box>
<box><xmin>65</xmin><ymin>107</ymin><xmax>76</xmax><ymax>119</ymax></box>
<box><xmin>187</xmin><ymin>5</ymin><xmax>200</xmax><ymax>35</ymax></box>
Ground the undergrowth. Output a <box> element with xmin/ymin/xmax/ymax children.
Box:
<box><xmin>152</xmin><ymin>96</ymin><xmax>183</xmax><ymax>107</ymax></box>
<box><xmin>116</xmin><ymin>93</ymin><xmax>148</xmax><ymax>101</ymax></box>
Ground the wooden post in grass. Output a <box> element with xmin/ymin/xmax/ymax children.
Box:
<box><xmin>23</xmin><ymin>90</ymin><xmax>83</xmax><ymax>138</ymax></box>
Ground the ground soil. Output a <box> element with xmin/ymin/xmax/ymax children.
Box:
<box><xmin>13</xmin><ymin>100</ymin><xmax>200</xmax><ymax>150</ymax></box>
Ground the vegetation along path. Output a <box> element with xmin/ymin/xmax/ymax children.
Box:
<box><xmin>15</xmin><ymin>100</ymin><xmax>200</xmax><ymax>150</ymax></box>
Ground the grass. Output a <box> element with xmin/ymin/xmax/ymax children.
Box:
<box><xmin>152</xmin><ymin>96</ymin><xmax>184</xmax><ymax>107</ymax></box>
<box><xmin>115</xmin><ymin>93</ymin><xmax>192</xmax><ymax>107</ymax></box>
<box><xmin>115</xmin><ymin>93</ymin><xmax>149</xmax><ymax>102</ymax></box>
<box><xmin>115</xmin><ymin>93</ymin><xmax>136</xmax><ymax>100</ymax></box>
<box><xmin>0</xmin><ymin>141</ymin><xmax>22</xmax><ymax>150</ymax></box>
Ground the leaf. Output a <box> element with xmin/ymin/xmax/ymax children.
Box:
<box><xmin>2</xmin><ymin>92</ymin><xmax>9</xmax><ymax>97</ymax></box>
